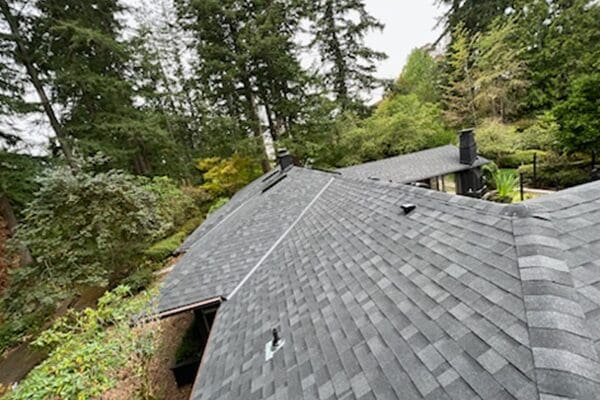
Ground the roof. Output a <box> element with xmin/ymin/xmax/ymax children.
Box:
<box><xmin>157</xmin><ymin>166</ymin><xmax>600</xmax><ymax>400</ymax></box>
<box><xmin>338</xmin><ymin>144</ymin><xmax>490</xmax><ymax>183</ymax></box>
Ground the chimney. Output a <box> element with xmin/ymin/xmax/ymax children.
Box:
<box><xmin>459</xmin><ymin>128</ymin><xmax>477</xmax><ymax>165</ymax></box>
<box><xmin>277</xmin><ymin>148</ymin><xmax>294</xmax><ymax>171</ymax></box>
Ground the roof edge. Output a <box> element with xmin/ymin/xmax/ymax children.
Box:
<box><xmin>512</xmin><ymin>216</ymin><xmax>600</xmax><ymax>398</ymax></box>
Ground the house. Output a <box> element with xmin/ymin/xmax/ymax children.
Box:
<box><xmin>338</xmin><ymin>129</ymin><xmax>490</xmax><ymax>196</ymax></box>
<box><xmin>157</xmin><ymin>150</ymin><xmax>600</xmax><ymax>400</ymax></box>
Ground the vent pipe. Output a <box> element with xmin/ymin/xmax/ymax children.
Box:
<box><xmin>459</xmin><ymin>128</ymin><xmax>477</xmax><ymax>165</ymax></box>
<box><xmin>277</xmin><ymin>148</ymin><xmax>294</xmax><ymax>171</ymax></box>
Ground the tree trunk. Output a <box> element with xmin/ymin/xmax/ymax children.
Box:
<box><xmin>0</xmin><ymin>0</ymin><xmax>77</xmax><ymax>172</ymax></box>
<box><xmin>242</xmin><ymin>78</ymin><xmax>271</xmax><ymax>173</ymax></box>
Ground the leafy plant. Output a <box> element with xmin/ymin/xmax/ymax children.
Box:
<box><xmin>493</xmin><ymin>169</ymin><xmax>519</xmax><ymax>202</ymax></box>
<box><xmin>197</xmin><ymin>155</ymin><xmax>262</xmax><ymax>198</ymax></box>
<box><xmin>4</xmin><ymin>286</ymin><xmax>159</xmax><ymax>400</ymax></box>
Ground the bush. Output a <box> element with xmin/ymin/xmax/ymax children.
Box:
<box><xmin>208</xmin><ymin>197</ymin><xmax>229</xmax><ymax>214</ymax></box>
<box><xmin>519</xmin><ymin>113</ymin><xmax>560</xmax><ymax>151</ymax></box>
<box><xmin>143</xmin><ymin>216</ymin><xmax>204</xmax><ymax>262</ymax></box>
<box><xmin>4</xmin><ymin>286</ymin><xmax>158</xmax><ymax>400</ymax></box>
<box><xmin>493</xmin><ymin>169</ymin><xmax>519</xmax><ymax>203</ymax></box>
<box><xmin>0</xmin><ymin>167</ymin><xmax>170</xmax><ymax>351</ymax></box>
<box><xmin>497</xmin><ymin>150</ymin><xmax>548</xmax><ymax>169</ymax></box>
<box><xmin>142</xmin><ymin>176</ymin><xmax>197</xmax><ymax>238</ymax></box>
<box><xmin>197</xmin><ymin>155</ymin><xmax>262</xmax><ymax>198</ymax></box>
<box><xmin>519</xmin><ymin>164</ymin><xmax>590</xmax><ymax>189</ymax></box>
<box><xmin>476</xmin><ymin>119</ymin><xmax>520</xmax><ymax>163</ymax></box>
<box><xmin>337</xmin><ymin>94</ymin><xmax>454</xmax><ymax>166</ymax></box>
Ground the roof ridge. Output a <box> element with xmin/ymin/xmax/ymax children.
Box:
<box><xmin>512</xmin><ymin>215</ymin><xmax>600</xmax><ymax>398</ymax></box>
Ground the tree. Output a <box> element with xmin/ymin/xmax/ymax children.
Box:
<box><xmin>472</xmin><ymin>16</ymin><xmax>529</xmax><ymax>121</ymax></box>
<box><xmin>32</xmin><ymin>0</ymin><xmax>186</xmax><ymax>176</ymax></box>
<box><xmin>435</xmin><ymin>0</ymin><xmax>515</xmax><ymax>42</ymax></box>
<box><xmin>553</xmin><ymin>73</ymin><xmax>600</xmax><ymax>156</ymax></box>
<box><xmin>0</xmin><ymin>0</ymin><xmax>76</xmax><ymax>169</ymax></box>
<box><xmin>513</xmin><ymin>0</ymin><xmax>600</xmax><ymax>111</ymax></box>
<box><xmin>395</xmin><ymin>48</ymin><xmax>441</xmax><ymax>104</ymax></box>
<box><xmin>441</xmin><ymin>23</ymin><xmax>477</xmax><ymax>127</ymax></box>
<box><xmin>309</xmin><ymin>0</ymin><xmax>387</xmax><ymax>111</ymax></box>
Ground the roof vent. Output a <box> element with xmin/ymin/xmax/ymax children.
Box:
<box><xmin>459</xmin><ymin>128</ymin><xmax>478</xmax><ymax>165</ymax></box>
<box><xmin>265</xmin><ymin>328</ymin><xmax>285</xmax><ymax>361</ymax></box>
<box><xmin>401</xmin><ymin>203</ymin><xmax>416</xmax><ymax>215</ymax></box>
<box><xmin>277</xmin><ymin>148</ymin><xmax>294</xmax><ymax>171</ymax></box>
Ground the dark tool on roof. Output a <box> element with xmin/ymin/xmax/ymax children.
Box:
<box><xmin>401</xmin><ymin>203</ymin><xmax>416</xmax><ymax>215</ymax></box>
<box><xmin>272</xmin><ymin>328</ymin><xmax>280</xmax><ymax>347</ymax></box>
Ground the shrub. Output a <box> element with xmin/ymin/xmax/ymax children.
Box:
<box><xmin>519</xmin><ymin>164</ymin><xmax>590</xmax><ymax>189</ymax></box>
<box><xmin>497</xmin><ymin>150</ymin><xmax>548</xmax><ymax>169</ymax></box>
<box><xmin>13</xmin><ymin>167</ymin><xmax>167</xmax><ymax>289</ymax></box>
<box><xmin>5</xmin><ymin>286</ymin><xmax>158</xmax><ymax>400</ymax></box>
<box><xmin>0</xmin><ymin>167</ymin><xmax>169</xmax><ymax>351</ymax></box>
<box><xmin>197</xmin><ymin>155</ymin><xmax>262</xmax><ymax>198</ymax></box>
<box><xmin>142</xmin><ymin>176</ymin><xmax>197</xmax><ymax>238</ymax></box>
<box><xmin>208</xmin><ymin>197</ymin><xmax>229</xmax><ymax>214</ymax></box>
<box><xmin>143</xmin><ymin>216</ymin><xmax>204</xmax><ymax>262</ymax></box>
<box><xmin>337</xmin><ymin>94</ymin><xmax>454</xmax><ymax>166</ymax></box>
<box><xmin>476</xmin><ymin>119</ymin><xmax>520</xmax><ymax>163</ymax></box>
<box><xmin>519</xmin><ymin>112</ymin><xmax>560</xmax><ymax>151</ymax></box>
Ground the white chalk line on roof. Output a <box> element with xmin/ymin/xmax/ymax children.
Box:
<box><xmin>227</xmin><ymin>177</ymin><xmax>335</xmax><ymax>300</ymax></box>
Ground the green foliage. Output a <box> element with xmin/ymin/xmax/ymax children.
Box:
<box><xmin>196</xmin><ymin>155</ymin><xmax>262</xmax><ymax>198</ymax></box>
<box><xmin>144</xmin><ymin>215</ymin><xmax>203</xmax><ymax>262</ymax></box>
<box><xmin>141</xmin><ymin>176</ymin><xmax>197</xmax><ymax>238</ymax></box>
<box><xmin>442</xmin><ymin>23</ymin><xmax>477</xmax><ymax>127</ymax></box>
<box><xmin>475</xmin><ymin>119</ymin><xmax>520</xmax><ymax>163</ymax></box>
<box><xmin>519</xmin><ymin>113</ymin><xmax>560</xmax><ymax>151</ymax></box>
<box><xmin>519</xmin><ymin>163</ymin><xmax>591</xmax><ymax>190</ymax></box>
<box><xmin>208</xmin><ymin>197</ymin><xmax>230</xmax><ymax>214</ymax></box>
<box><xmin>395</xmin><ymin>48</ymin><xmax>441</xmax><ymax>103</ymax></box>
<box><xmin>5</xmin><ymin>286</ymin><xmax>157</xmax><ymax>400</ymax></box>
<box><xmin>0</xmin><ymin>152</ymin><xmax>45</xmax><ymax>213</ymax></box>
<box><xmin>498</xmin><ymin>150</ymin><xmax>548</xmax><ymax>169</ymax></box>
<box><xmin>473</xmin><ymin>16</ymin><xmax>529</xmax><ymax>121</ymax></box>
<box><xmin>493</xmin><ymin>169</ymin><xmax>518</xmax><ymax>202</ymax></box>
<box><xmin>336</xmin><ymin>94</ymin><xmax>453</xmax><ymax>166</ymax></box>
<box><xmin>309</xmin><ymin>0</ymin><xmax>387</xmax><ymax>110</ymax></box>
<box><xmin>0</xmin><ymin>167</ymin><xmax>169</xmax><ymax>350</ymax></box>
<box><xmin>553</xmin><ymin>73</ymin><xmax>600</xmax><ymax>155</ymax></box>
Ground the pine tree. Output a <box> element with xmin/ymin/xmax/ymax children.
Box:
<box><xmin>435</xmin><ymin>0</ymin><xmax>515</xmax><ymax>40</ymax></box>
<box><xmin>441</xmin><ymin>23</ymin><xmax>477</xmax><ymax>127</ymax></box>
<box><xmin>309</xmin><ymin>0</ymin><xmax>387</xmax><ymax>111</ymax></box>
<box><xmin>0</xmin><ymin>0</ymin><xmax>76</xmax><ymax>169</ymax></box>
<box><xmin>177</xmin><ymin>0</ymin><xmax>312</xmax><ymax>171</ymax></box>
<box><xmin>32</xmin><ymin>0</ymin><xmax>185</xmax><ymax>176</ymax></box>
<box><xmin>472</xmin><ymin>17</ymin><xmax>529</xmax><ymax>121</ymax></box>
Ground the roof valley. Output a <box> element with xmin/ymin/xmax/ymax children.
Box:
<box><xmin>512</xmin><ymin>212</ymin><xmax>600</xmax><ymax>399</ymax></box>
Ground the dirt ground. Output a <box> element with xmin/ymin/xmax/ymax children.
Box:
<box><xmin>102</xmin><ymin>312</ymin><xmax>194</xmax><ymax>400</ymax></box>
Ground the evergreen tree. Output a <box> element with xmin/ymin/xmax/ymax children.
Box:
<box><xmin>32</xmin><ymin>0</ymin><xmax>185</xmax><ymax>176</ymax></box>
<box><xmin>394</xmin><ymin>48</ymin><xmax>441</xmax><ymax>104</ymax></box>
<box><xmin>177</xmin><ymin>0</ymin><xmax>312</xmax><ymax>171</ymax></box>
<box><xmin>308</xmin><ymin>0</ymin><xmax>387</xmax><ymax>111</ymax></box>
<box><xmin>472</xmin><ymin>16</ymin><xmax>529</xmax><ymax>122</ymax></box>
<box><xmin>0</xmin><ymin>0</ymin><xmax>76</xmax><ymax>169</ymax></box>
<box><xmin>436</xmin><ymin>0</ymin><xmax>515</xmax><ymax>40</ymax></box>
<box><xmin>441</xmin><ymin>23</ymin><xmax>477</xmax><ymax>127</ymax></box>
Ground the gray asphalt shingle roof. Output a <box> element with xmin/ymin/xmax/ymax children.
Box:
<box><xmin>337</xmin><ymin>144</ymin><xmax>490</xmax><ymax>183</ymax></box>
<box><xmin>157</xmin><ymin>166</ymin><xmax>600</xmax><ymax>400</ymax></box>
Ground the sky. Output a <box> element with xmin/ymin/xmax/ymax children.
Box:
<box><xmin>364</xmin><ymin>1</ymin><xmax>446</xmax><ymax>91</ymax></box>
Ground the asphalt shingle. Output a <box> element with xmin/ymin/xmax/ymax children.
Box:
<box><xmin>155</xmin><ymin>166</ymin><xmax>600</xmax><ymax>400</ymax></box>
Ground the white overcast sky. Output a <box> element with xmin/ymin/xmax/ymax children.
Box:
<box><xmin>364</xmin><ymin>1</ymin><xmax>446</xmax><ymax>82</ymax></box>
